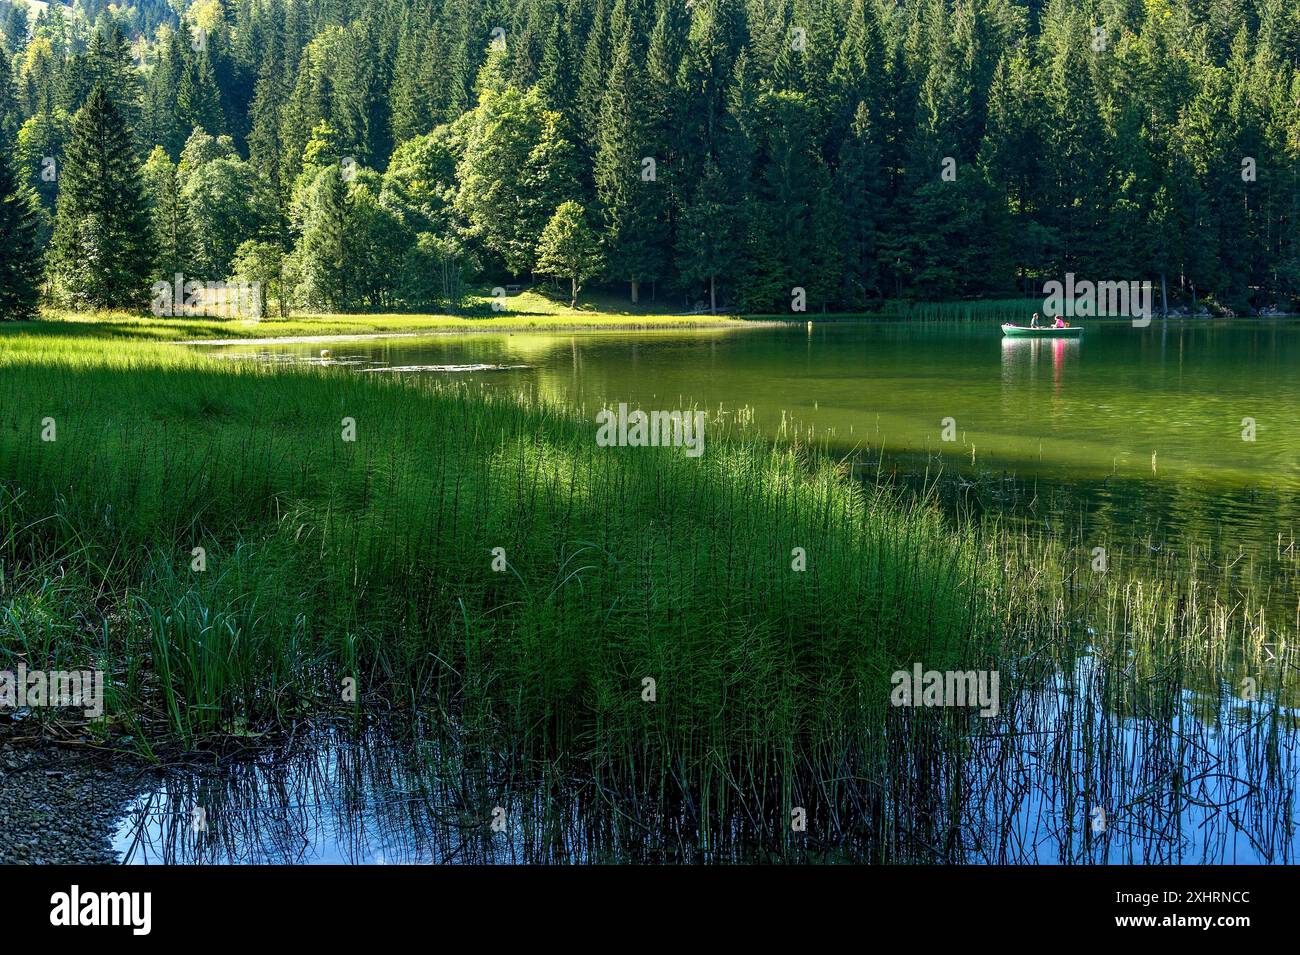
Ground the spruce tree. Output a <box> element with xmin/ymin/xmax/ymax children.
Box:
<box><xmin>536</xmin><ymin>2</ymin><xmax>578</xmax><ymax>117</ymax></box>
<box><xmin>575</xmin><ymin>0</ymin><xmax>610</xmax><ymax>166</ymax></box>
<box><xmin>247</xmin><ymin>12</ymin><xmax>293</xmax><ymax>247</ymax></box>
<box><xmin>293</xmin><ymin>163</ymin><xmax>352</xmax><ymax>310</ymax></box>
<box><xmin>390</xmin><ymin>12</ymin><xmax>439</xmax><ymax>144</ymax></box>
<box><xmin>678</xmin><ymin>157</ymin><xmax>741</xmax><ymax>313</ymax></box>
<box><xmin>48</xmin><ymin>86</ymin><xmax>154</xmax><ymax>310</ymax></box>
<box><xmin>832</xmin><ymin>103</ymin><xmax>883</xmax><ymax>308</ymax></box>
<box><xmin>739</xmin><ymin>91</ymin><xmax>833</xmax><ymax>312</ymax></box>
<box><xmin>141</xmin><ymin>27</ymin><xmax>188</xmax><ymax>158</ymax></box>
<box><xmin>78</xmin><ymin>19</ymin><xmax>141</xmax><ymax>132</ymax></box>
<box><xmin>437</xmin><ymin>0</ymin><xmax>474</xmax><ymax>122</ymax></box>
<box><xmin>0</xmin><ymin>46</ymin><xmax>16</xmax><ymax>139</ymax></box>
<box><xmin>177</xmin><ymin>48</ymin><xmax>226</xmax><ymax>137</ymax></box>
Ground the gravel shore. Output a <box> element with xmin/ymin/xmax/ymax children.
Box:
<box><xmin>0</xmin><ymin>733</ymin><xmax>151</xmax><ymax>864</ymax></box>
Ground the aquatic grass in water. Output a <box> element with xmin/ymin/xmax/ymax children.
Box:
<box><xmin>0</xmin><ymin>332</ymin><xmax>1002</xmax><ymax>830</ymax></box>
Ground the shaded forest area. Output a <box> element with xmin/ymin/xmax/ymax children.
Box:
<box><xmin>2</xmin><ymin>0</ymin><xmax>1300</xmax><ymax>317</ymax></box>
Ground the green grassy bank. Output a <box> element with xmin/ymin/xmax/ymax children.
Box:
<box><xmin>34</xmin><ymin>290</ymin><xmax>751</xmax><ymax>341</ymax></box>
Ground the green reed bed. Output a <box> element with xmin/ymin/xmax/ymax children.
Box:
<box><xmin>985</xmin><ymin>522</ymin><xmax>1299</xmax><ymax>722</ymax></box>
<box><xmin>0</xmin><ymin>331</ymin><xmax>1009</xmax><ymax>834</ymax></box>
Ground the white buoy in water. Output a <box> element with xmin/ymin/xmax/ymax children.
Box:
<box><xmin>320</xmin><ymin>349</ymin><xmax>332</xmax><ymax>360</ymax></box>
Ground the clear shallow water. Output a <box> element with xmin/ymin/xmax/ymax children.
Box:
<box><xmin>969</xmin><ymin>658</ymin><xmax>1299</xmax><ymax>864</ymax></box>
<box><xmin>114</xmin><ymin>662</ymin><xmax>1300</xmax><ymax>865</ymax></box>
<box><xmin>113</xmin><ymin>727</ymin><xmax>540</xmax><ymax>865</ymax></box>
<box><xmin>149</xmin><ymin>318</ymin><xmax>1300</xmax><ymax>865</ymax></box>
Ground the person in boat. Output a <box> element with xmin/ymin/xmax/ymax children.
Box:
<box><xmin>1053</xmin><ymin>315</ymin><xmax>1067</xmax><ymax>328</ymax></box>
<box><xmin>1030</xmin><ymin>312</ymin><xmax>1041</xmax><ymax>328</ymax></box>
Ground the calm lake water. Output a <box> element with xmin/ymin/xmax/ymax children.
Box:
<box><xmin>145</xmin><ymin>317</ymin><xmax>1299</xmax><ymax>865</ymax></box>
<box><xmin>208</xmin><ymin>318</ymin><xmax>1300</xmax><ymax>560</ymax></box>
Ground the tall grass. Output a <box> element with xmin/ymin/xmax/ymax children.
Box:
<box><xmin>0</xmin><ymin>331</ymin><xmax>1007</xmax><ymax>828</ymax></box>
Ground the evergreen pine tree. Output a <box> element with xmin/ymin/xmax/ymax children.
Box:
<box><xmin>48</xmin><ymin>86</ymin><xmax>154</xmax><ymax>309</ymax></box>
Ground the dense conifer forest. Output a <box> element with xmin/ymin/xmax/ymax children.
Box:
<box><xmin>2</xmin><ymin>0</ymin><xmax>1300</xmax><ymax>317</ymax></box>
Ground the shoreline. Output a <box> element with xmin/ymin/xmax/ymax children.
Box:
<box><xmin>28</xmin><ymin>302</ymin><xmax>1300</xmax><ymax>350</ymax></box>
<box><xmin>176</xmin><ymin>320</ymin><xmax>780</xmax><ymax>345</ymax></box>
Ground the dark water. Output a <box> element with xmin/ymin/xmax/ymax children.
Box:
<box><xmin>136</xmin><ymin>318</ymin><xmax>1299</xmax><ymax>865</ymax></box>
